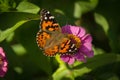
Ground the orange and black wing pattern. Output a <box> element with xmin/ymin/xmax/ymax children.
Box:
<box><xmin>36</xmin><ymin>9</ymin><xmax>78</xmax><ymax>57</ymax></box>
<box><xmin>40</xmin><ymin>9</ymin><xmax>61</xmax><ymax>32</ymax></box>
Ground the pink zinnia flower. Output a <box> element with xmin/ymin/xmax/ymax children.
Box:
<box><xmin>0</xmin><ymin>47</ymin><xmax>8</xmax><ymax>77</ymax></box>
<box><xmin>60</xmin><ymin>25</ymin><xmax>94</xmax><ymax>65</ymax></box>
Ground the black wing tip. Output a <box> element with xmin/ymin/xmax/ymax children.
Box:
<box><xmin>40</xmin><ymin>9</ymin><xmax>50</xmax><ymax>15</ymax></box>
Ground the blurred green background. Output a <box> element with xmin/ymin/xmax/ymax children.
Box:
<box><xmin>0</xmin><ymin>0</ymin><xmax>120</xmax><ymax>80</ymax></box>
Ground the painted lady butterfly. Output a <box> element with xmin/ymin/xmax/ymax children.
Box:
<box><xmin>36</xmin><ymin>9</ymin><xmax>78</xmax><ymax>57</ymax></box>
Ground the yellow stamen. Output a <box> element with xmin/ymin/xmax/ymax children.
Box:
<box><xmin>67</xmin><ymin>34</ymin><xmax>81</xmax><ymax>48</ymax></box>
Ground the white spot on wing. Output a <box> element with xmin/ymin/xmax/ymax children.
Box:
<box><xmin>44</xmin><ymin>17</ymin><xmax>47</xmax><ymax>20</ymax></box>
<box><xmin>69</xmin><ymin>49</ymin><xmax>72</xmax><ymax>52</ymax></box>
<box><xmin>47</xmin><ymin>11</ymin><xmax>50</xmax><ymax>14</ymax></box>
<box><xmin>49</xmin><ymin>16</ymin><xmax>54</xmax><ymax>19</ymax></box>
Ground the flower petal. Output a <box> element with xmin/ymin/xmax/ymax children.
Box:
<box><xmin>80</xmin><ymin>42</ymin><xmax>92</xmax><ymax>51</ymax></box>
<box><xmin>74</xmin><ymin>53</ymin><xmax>86</xmax><ymax>62</ymax></box>
<box><xmin>60</xmin><ymin>55</ymin><xmax>75</xmax><ymax>64</ymax></box>
<box><xmin>61</xmin><ymin>25</ymin><xmax>71</xmax><ymax>34</ymax></box>
<box><xmin>0</xmin><ymin>65</ymin><xmax>7</xmax><ymax>77</ymax></box>
<box><xmin>60</xmin><ymin>55</ymin><xmax>69</xmax><ymax>62</ymax></box>
<box><xmin>81</xmin><ymin>34</ymin><xmax>92</xmax><ymax>43</ymax></box>
<box><xmin>69</xmin><ymin>26</ymin><xmax>81</xmax><ymax>36</ymax></box>
<box><xmin>77</xmin><ymin>27</ymin><xmax>86</xmax><ymax>38</ymax></box>
<box><xmin>80</xmin><ymin>43</ymin><xmax>94</xmax><ymax>57</ymax></box>
<box><xmin>67</xmin><ymin>57</ymin><xmax>75</xmax><ymax>65</ymax></box>
<box><xmin>3</xmin><ymin>60</ymin><xmax>8</xmax><ymax>67</ymax></box>
<box><xmin>2</xmin><ymin>67</ymin><xmax>7</xmax><ymax>72</ymax></box>
<box><xmin>0</xmin><ymin>47</ymin><xmax>3</xmax><ymax>52</ymax></box>
<box><xmin>86</xmin><ymin>50</ymin><xmax>94</xmax><ymax>58</ymax></box>
<box><xmin>0</xmin><ymin>47</ymin><xmax>5</xmax><ymax>57</ymax></box>
<box><xmin>62</xmin><ymin>25</ymin><xmax>86</xmax><ymax>37</ymax></box>
<box><xmin>0</xmin><ymin>47</ymin><xmax>8</xmax><ymax>77</ymax></box>
<box><xmin>0</xmin><ymin>69</ymin><xmax>6</xmax><ymax>77</ymax></box>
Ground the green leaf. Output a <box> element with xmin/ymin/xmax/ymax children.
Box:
<box><xmin>73</xmin><ymin>54</ymin><xmax>120</xmax><ymax>77</ymax></box>
<box><xmin>6</xmin><ymin>32</ymin><xmax>14</xmax><ymax>42</ymax></box>
<box><xmin>14</xmin><ymin>66</ymin><xmax>23</xmax><ymax>74</ymax></box>
<box><xmin>94</xmin><ymin>13</ymin><xmax>109</xmax><ymax>35</ymax></box>
<box><xmin>53</xmin><ymin>55</ymin><xmax>74</xmax><ymax>80</ymax></box>
<box><xmin>11</xmin><ymin>44</ymin><xmax>27</xmax><ymax>56</ymax></box>
<box><xmin>74</xmin><ymin>0</ymin><xmax>98</xmax><ymax>18</ymax></box>
<box><xmin>53</xmin><ymin>66</ymin><xmax>70</xmax><ymax>80</ymax></box>
<box><xmin>0</xmin><ymin>0</ymin><xmax>11</xmax><ymax>12</ymax></box>
<box><xmin>93</xmin><ymin>46</ymin><xmax>105</xmax><ymax>55</ymax></box>
<box><xmin>16</xmin><ymin>1</ymin><xmax>40</xmax><ymax>14</ymax></box>
<box><xmin>99</xmin><ymin>73</ymin><xmax>119</xmax><ymax>80</ymax></box>
<box><xmin>55</xmin><ymin>55</ymin><xmax>66</xmax><ymax>66</ymax></box>
<box><xmin>0</xmin><ymin>20</ymin><xmax>29</xmax><ymax>42</ymax></box>
<box><xmin>54</xmin><ymin>9</ymin><xmax>65</xmax><ymax>15</ymax></box>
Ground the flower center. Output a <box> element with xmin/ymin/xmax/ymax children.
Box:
<box><xmin>67</xmin><ymin>34</ymin><xmax>81</xmax><ymax>48</ymax></box>
<box><xmin>0</xmin><ymin>55</ymin><xmax>3</xmax><ymax>67</ymax></box>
